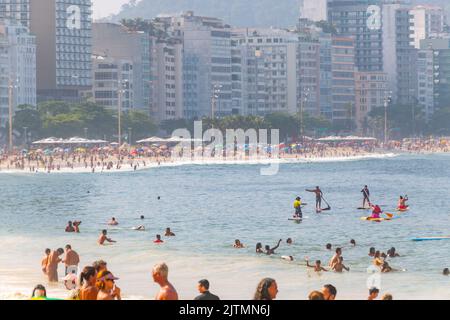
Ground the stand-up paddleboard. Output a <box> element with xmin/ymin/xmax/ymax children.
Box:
<box><xmin>412</xmin><ymin>236</ymin><xmax>450</xmax><ymax>242</ymax></box>
<box><xmin>357</xmin><ymin>207</ymin><xmax>371</xmax><ymax>210</ymax></box>
<box><xmin>360</xmin><ymin>217</ymin><xmax>392</xmax><ymax>222</ymax></box>
<box><xmin>396</xmin><ymin>208</ymin><xmax>409</xmax><ymax>212</ymax></box>
<box><xmin>288</xmin><ymin>216</ymin><xmax>309</xmax><ymax>221</ymax></box>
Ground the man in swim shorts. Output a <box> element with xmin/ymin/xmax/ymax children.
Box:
<box><xmin>306</xmin><ymin>187</ymin><xmax>323</xmax><ymax>212</ymax></box>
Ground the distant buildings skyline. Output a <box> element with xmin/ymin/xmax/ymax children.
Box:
<box><xmin>0</xmin><ymin>1</ymin><xmax>450</xmax><ymax>136</ymax></box>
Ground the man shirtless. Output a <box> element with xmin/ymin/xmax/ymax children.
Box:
<box><xmin>46</xmin><ymin>248</ymin><xmax>64</xmax><ymax>282</ymax></box>
<box><xmin>98</xmin><ymin>230</ymin><xmax>116</xmax><ymax>245</ymax></box>
<box><xmin>306</xmin><ymin>186</ymin><xmax>323</xmax><ymax>212</ymax></box>
<box><xmin>329</xmin><ymin>248</ymin><xmax>342</xmax><ymax>269</ymax></box>
<box><xmin>332</xmin><ymin>257</ymin><xmax>350</xmax><ymax>273</ymax></box>
<box><xmin>152</xmin><ymin>263</ymin><xmax>178</xmax><ymax>300</ymax></box>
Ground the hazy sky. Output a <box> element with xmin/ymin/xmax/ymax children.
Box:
<box><xmin>93</xmin><ymin>0</ymin><xmax>131</xmax><ymax>19</ymax></box>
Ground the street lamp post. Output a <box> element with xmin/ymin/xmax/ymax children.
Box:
<box><xmin>117</xmin><ymin>79</ymin><xmax>128</xmax><ymax>148</ymax></box>
<box><xmin>384</xmin><ymin>92</ymin><xmax>392</xmax><ymax>144</ymax></box>
<box><xmin>211</xmin><ymin>84</ymin><xmax>222</xmax><ymax>129</ymax></box>
<box><xmin>23</xmin><ymin>127</ymin><xmax>28</xmax><ymax>146</ymax></box>
<box><xmin>300</xmin><ymin>88</ymin><xmax>309</xmax><ymax>142</ymax></box>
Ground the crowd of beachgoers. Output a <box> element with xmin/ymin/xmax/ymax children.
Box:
<box><xmin>32</xmin><ymin>223</ymin><xmax>403</xmax><ymax>301</ymax></box>
<box><xmin>0</xmin><ymin>139</ymin><xmax>387</xmax><ymax>173</ymax></box>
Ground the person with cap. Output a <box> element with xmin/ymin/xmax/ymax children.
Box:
<box><xmin>194</xmin><ymin>279</ymin><xmax>220</xmax><ymax>300</ymax></box>
<box><xmin>293</xmin><ymin>196</ymin><xmax>302</xmax><ymax>218</ymax></box>
<box><xmin>96</xmin><ymin>270</ymin><xmax>121</xmax><ymax>300</ymax></box>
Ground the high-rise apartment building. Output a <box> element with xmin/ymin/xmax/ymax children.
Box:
<box><xmin>355</xmin><ymin>71</ymin><xmax>387</xmax><ymax>133</ymax></box>
<box><xmin>410</xmin><ymin>5</ymin><xmax>446</xmax><ymax>49</ymax></box>
<box><xmin>297</xmin><ymin>28</ymin><xmax>321</xmax><ymax>116</ymax></box>
<box><xmin>331</xmin><ymin>36</ymin><xmax>356</xmax><ymax>125</ymax></box>
<box><xmin>153</xmin><ymin>37</ymin><xmax>183</xmax><ymax>121</ymax></box>
<box><xmin>161</xmin><ymin>12</ymin><xmax>234</xmax><ymax>118</ymax></box>
<box><xmin>300</xmin><ymin>0</ymin><xmax>328</xmax><ymax>22</ymax></box>
<box><xmin>232</xmin><ymin>28</ymin><xmax>299</xmax><ymax>116</ymax></box>
<box><xmin>420</xmin><ymin>38</ymin><xmax>450</xmax><ymax>115</ymax></box>
<box><xmin>416</xmin><ymin>48</ymin><xmax>435</xmax><ymax>120</ymax></box>
<box><xmin>30</xmin><ymin>0</ymin><xmax>92</xmax><ymax>102</ymax></box>
<box><xmin>0</xmin><ymin>20</ymin><xmax>36</xmax><ymax>127</ymax></box>
<box><xmin>319</xmin><ymin>32</ymin><xmax>333</xmax><ymax>120</ymax></box>
<box><xmin>382</xmin><ymin>3</ymin><xmax>418</xmax><ymax>105</ymax></box>
<box><xmin>93</xmin><ymin>22</ymin><xmax>151</xmax><ymax>113</ymax></box>
<box><xmin>0</xmin><ymin>0</ymin><xmax>30</xmax><ymax>27</ymax></box>
<box><xmin>86</xmin><ymin>54</ymin><xmax>134</xmax><ymax>112</ymax></box>
<box><xmin>327</xmin><ymin>0</ymin><xmax>383</xmax><ymax>72</ymax></box>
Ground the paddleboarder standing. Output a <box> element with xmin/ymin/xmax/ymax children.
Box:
<box><xmin>306</xmin><ymin>186</ymin><xmax>324</xmax><ymax>212</ymax></box>
<box><xmin>361</xmin><ymin>185</ymin><xmax>370</xmax><ymax>208</ymax></box>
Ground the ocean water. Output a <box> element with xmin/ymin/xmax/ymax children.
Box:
<box><xmin>1</xmin><ymin>153</ymin><xmax>450</xmax><ymax>300</ymax></box>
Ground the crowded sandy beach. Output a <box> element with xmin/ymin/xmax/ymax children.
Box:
<box><xmin>1</xmin><ymin>136</ymin><xmax>448</xmax><ymax>174</ymax></box>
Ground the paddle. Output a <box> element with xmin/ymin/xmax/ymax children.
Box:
<box><xmin>384</xmin><ymin>212</ymin><xmax>394</xmax><ymax>218</ymax></box>
<box><xmin>321</xmin><ymin>196</ymin><xmax>331</xmax><ymax>211</ymax></box>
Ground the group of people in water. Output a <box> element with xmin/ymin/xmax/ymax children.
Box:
<box><xmin>292</xmin><ymin>185</ymin><xmax>409</xmax><ymax>220</ymax></box>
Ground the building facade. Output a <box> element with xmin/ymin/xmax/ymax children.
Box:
<box><xmin>93</xmin><ymin>22</ymin><xmax>151</xmax><ymax>114</ymax></box>
<box><xmin>327</xmin><ymin>0</ymin><xmax>383</xmax><ymax>72</ymax></box>
<box><xmin>232</xmin><ymin>28</ymin><xmax>299</xmax><ymax>116</ymax></box>
<box><xmin>410</xmin><ymin>5</ymin><xmax>446</xmax><ymax>49</ymax></box>
<box><xmin>0</xmin><ymin>20</ymin><xmax>36</xmax><ymax>127</ymax></box>
<box><xmin>382</xmin><ymin>3</ymin><xmax>418</xmax><ymax>105</ymax></box>
<box><xmin>0</xmin><ymin>0</ymin><xmax>30</xmax><ymax>27</ymax></box>
<box><xmin>331</xmin><ymin>36</ymin><xmax>356</xmax><ymax>125</ymax></box>
<box><xmin>354</xmin><ymin>71</ymin><xmax>387</xmax><ymax>133</ymax></box>
<box><xmin>420</xmin><ymin>38</ymin><xmax>450</xmax><ymax>116</ymax></box>
<box><xmin>87</xmin><ymin>54</ymin><xmax>134</xmax><ymax>112</ymax></box>
<box><xmin>29</xmin><ymin>0</ymin><xmax>92</xmax><ymax>102</ymax></box>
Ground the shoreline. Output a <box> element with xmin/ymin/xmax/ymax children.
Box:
<box><xmin>0</xmin><ymin>152</ymin><xmax>398</xmax><ymax>175</ymax></box>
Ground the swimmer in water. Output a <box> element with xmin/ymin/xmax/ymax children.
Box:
<box><xmin>154</xmin><ymin>235</ymin><xmax>164</xmax><ymax>244</ymax></box>
<box><xmin>73</xmin><ymin>221</ymin><xmax>81</xmax><ymax>233</ymax></box>
<box><xmin>286</xmin><ymin>238</ymin><xmax>293</xmax><ymax>245</ymax></box>
<box><xmin>329</xmin><ymin>248</ymin><xmax>342</xmax><ymax>269</ymax></box>
<box><xmin>305</xmin><ymin>258</ymin><xmax>328</xmax><ymax>272</ymax></box>
<box><xmin>281</xmin><ymin>256</ymin><xmax>294</xmax><ymax>261</ymax></box>
<box><xmin>133</xmin><ymin>225</ymin><xmax>145</xmax><ymax>231</ymax></box>
<box><xmin>108</xmin><ymin>217</ymin><xmax>119</xmax><ymax>226</ymax></box>
<box><xmin>98</xmin><ymin>230</ymin><xmax>116</xmax><ymax>245</ymax></box>
<box><xmin>140</xmin><ymin>215</ymin><xmax>145</xmax><ymax>220</ymax></box>
<box><xmin>350</xmin><ymin>239</ymin><xmax>356</xmax><ymax>246</ymax></box>
<box><xmin>326</xmin><ymin>243</ymin><xmax>332</xmax><ymax>250</ymax></box>
<box><xmin>65</xmin><ymin>221</ymin><xmax>75</xmax><ymax>233</ymax></box>
<box><xmin>165</xmin><ymin>228</ymin><xmax>175</xmax><ymax>237</ymax></box>
<box><xmin>387</xmin><ymin>247</ymin><xmax>400</xmax><ymax>257</ymax></box>
<box><xmin>443</xmin><ymin>268</ymin><xmax>449</xmax><ymax>276</ymax></box>
<box><xmin>265</xmin><ymin>239</ymin><xmax>282</xmax><ymax>255</ymax></box>
<box><xmin>369</xmin><ymin>247</ymin><xmax>376</xmax><ymax>257</ymax></box>
<box><xmin>381</xmin><ymin>261</ymin><xmax>398</xmax><ymax>273</ymax></box>
<box><xmin>233</xmin><ymin>239</ymin><xmax>244</xmax><ymax>248</ymax></box>
<box><xmin>256</xmin><ymin>243</ymin><xmax>264</xmax><ymax>254</ymax></box>
<box><xmin>332</xmin><ymin>257</ymin><xmax>350</xmax><ymax>273</ymax></box>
